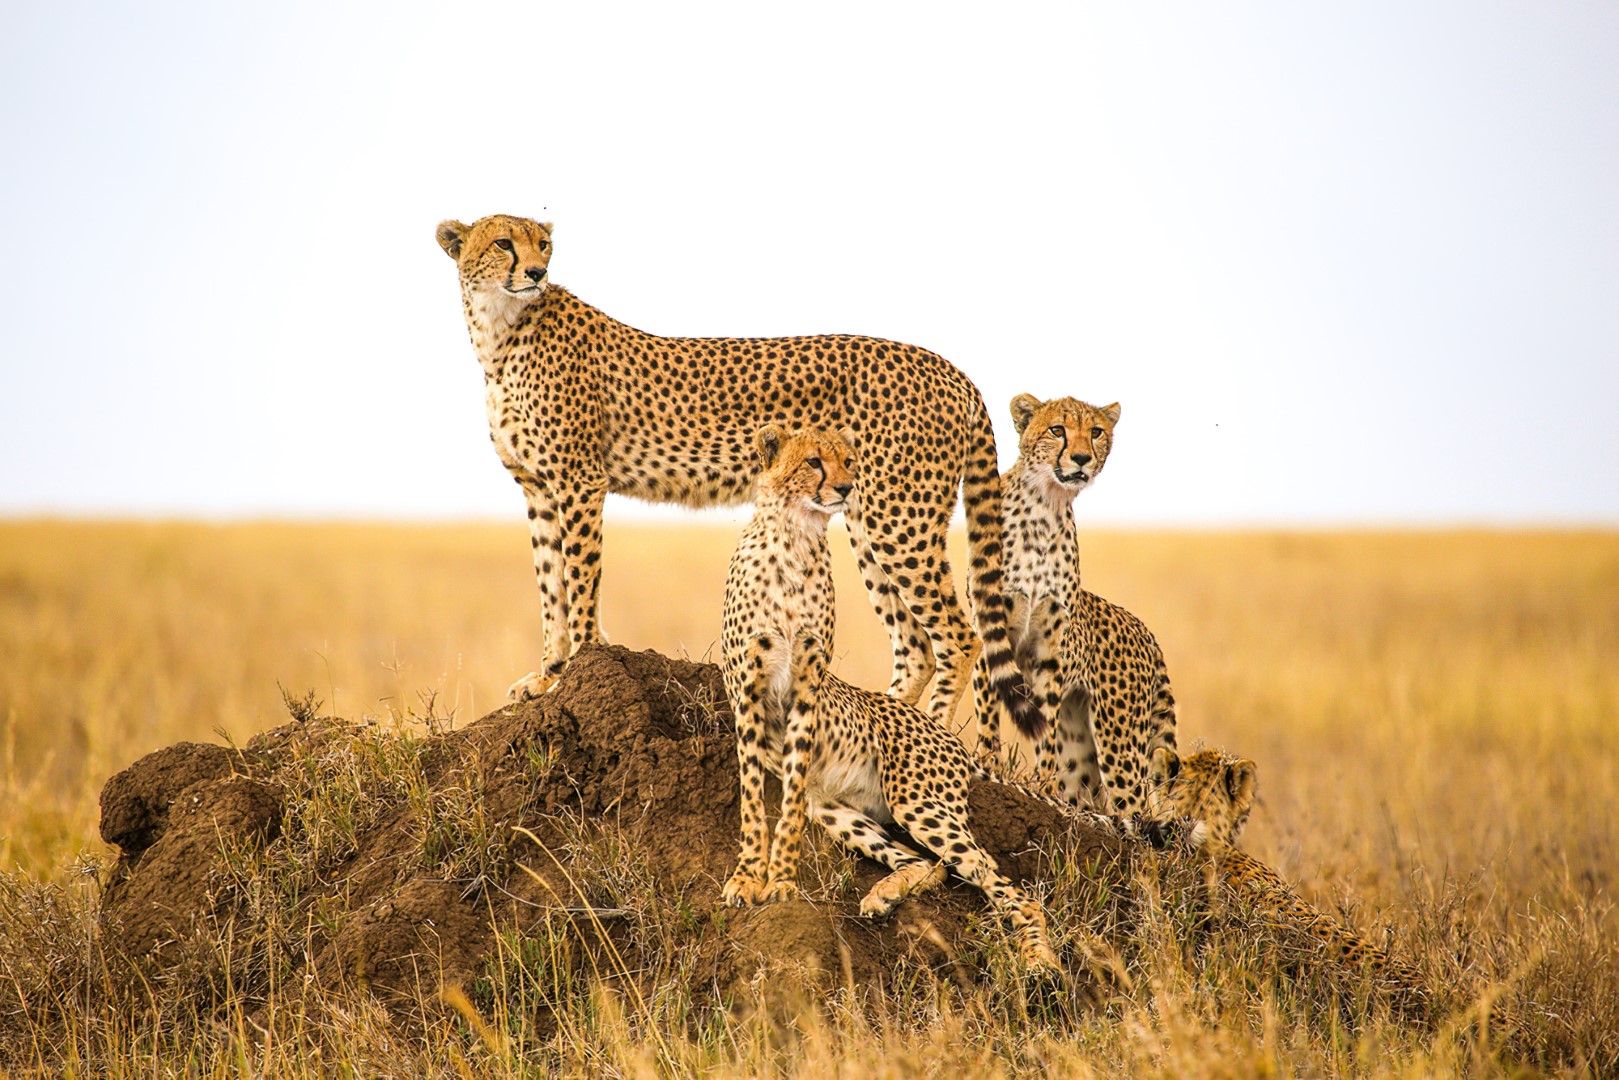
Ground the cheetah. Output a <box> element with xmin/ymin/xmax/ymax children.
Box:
<box><xmin>717</xmin><ymin>424</ymin><xmax>1058</xmax><ymax>972</ymax></box>
<box><xmin>435</xmin><ymin>215</ymin><xmax>1040</xmax><ymax>737</ymax></box>
<box><xmin>972</xmin><ymin>394</ymin><xmax>1176</xmax><ymax>813</ymax></box>
<box><xmin>1146</xmin><ymin>747</ymin><xmax>1430</xmax><ymax>1006</ymax></box>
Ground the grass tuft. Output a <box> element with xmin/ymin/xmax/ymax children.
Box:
<box><xmin>0</xmin><ymin>522</ymin><xmax>1613</xmax><ymax>1075</ymax></box>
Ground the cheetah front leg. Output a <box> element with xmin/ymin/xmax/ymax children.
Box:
<box><xmin>760</xmin><ymin>635</ymin><xmax>828</xmax><ymax>901</ymax></box>
<box><xmin>1022</xmin><ymin>598</ymin><xmax>1077</xmax><ymax>799</ymax></box>
<box><xmin>970</xmin><ymin>592</ymin><xmax>1039</xmax><ymax>773</ymax></box>
<box><xmin>506</xmin><ymin>472</ymin><xmax>571</xmax><ymax>701</ymax></box>
<box><xmin>1027</xmin><ymin>597</ymin><xmax>1066</xmax><ymax>739</ymax></box>
<box><xmin>720</xmin><ymin>636</ymin><xmax>783</xmax><ymax>907</ymax></box>
<box><xmin>556</xmin><ymin>481</ymin><xmax>609</xmax><ymax>658</ymax></box>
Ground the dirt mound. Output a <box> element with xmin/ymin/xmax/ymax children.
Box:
<box><xmin>97</xmin><ymin>645</ymin><xmax>1138</xmax><ymax>1026</ymax></box>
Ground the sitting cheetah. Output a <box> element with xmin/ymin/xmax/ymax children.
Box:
<box><xmin>972</xmin><ymin>394</ymin><xmax>1176</xmax><ymax>812</ymax></box>
<box><xmin>718</xmin><ymin>424</ymin><xmax>1057</xmax><ymax>972</ymax></box>
<box><xmin>435</xmin><ymin>215</ymin><xmax>1039</xmax><ymax>737</ymax></box>
<box><xmin>1146</xmin><ymin>746</ymin><xmax>1430</xmax><ymax>1006</ymax></box>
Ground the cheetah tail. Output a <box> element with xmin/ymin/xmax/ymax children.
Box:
<box><xmin>960</xmin><ymin>398</ymin><xmax>1046</xmax><ymax>740</ymax></box>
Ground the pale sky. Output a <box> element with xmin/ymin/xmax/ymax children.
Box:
<box><xmin>2</xmin><ymin>3</ymin><xmax>1616</xmax><ymax>526</ymax></box>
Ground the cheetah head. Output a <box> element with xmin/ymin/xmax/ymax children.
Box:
<box><xmin>1010</xmin><ymin>394</ymin><xmax>1120</xmax><ymax>503</ymax></box>
<box><xmin>754</xmin><ymin>425</ymin><xmax>857</xmax><ymax>521</ymax></box>
<box><xmin>1145</xmin><ymin>747</ymin><xmax>1257</xmax><ymax>859</ymax></box>
<box><xmin>437</xmin><ymin>215</ymin><xmax>554</xmax><ymax>306</ymax></box>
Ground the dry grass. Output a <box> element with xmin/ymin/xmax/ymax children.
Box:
<box><xmin>1</xmin><ymin>519</ymin><xmax>1616</xmax><ymax>1075</ymax></box>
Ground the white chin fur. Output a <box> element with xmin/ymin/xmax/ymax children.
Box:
<box><xmin>797</xmin><ymin>499</ymin><xmax>842</xmax><ymax>525</ymax></box>
<box><xmin>1031</xmin><ymin>466</ymin><xmax>1083</xmax><ymax>508</ymax></box>
<box><xmin>468</xmin><ymin>285</ymin><xmax>535</xmax><ymax>335</ymax></box>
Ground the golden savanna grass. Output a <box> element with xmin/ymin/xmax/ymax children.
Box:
<box><xmin>1</xmin><ymin>519</ymin><xmax>1616</xmax><ymax>1075</ymax></box>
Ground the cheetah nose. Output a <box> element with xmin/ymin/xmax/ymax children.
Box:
<box><xmin>1070</xmin><ymin>453</ymin><xmax>1092</xmax><ymax>467</ymax></box>
<box><xmin>525</xmin><ymin>267</ymin><xmax>547</xmax><ymax>283</ymax></box>
<box><xmin>834</xmin><ymin>483</ymin><xmax>853</xmax><ymax>499</ymax></box>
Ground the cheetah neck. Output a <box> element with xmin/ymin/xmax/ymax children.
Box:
<box><xmin>1002</xmin><ymin>460</ymin><xmax>1082</xmax><ymax>600</ymax></box>
<box><xmin>753</xmin><ymin>495</ymin><xmax>835</xmax><ymax>568</ymax></box>
<box><xmin>1005</xmin><ymin>464</ymin><xmax>1080</xmax><ymax>546</ymax></box>
<box><xmin>1009</xmin><ymin>460</ymin><xmax>1083</xmax><ymax>519</ymax></box>
<box><xmin>459</xmin><ymin>282</ymin><xmax>549</xmax><ymax>368</ymax></box>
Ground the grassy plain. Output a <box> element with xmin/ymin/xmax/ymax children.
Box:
<box><xmin>1</xmin><ymin>519</ymin><xmax>1616</xmax><ymax>1074</ymax></box>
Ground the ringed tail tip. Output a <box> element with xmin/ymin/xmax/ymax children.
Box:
<box><xmin>1000</xmin><ymin>674</ymin><xmax>1047</xmax><ymax>740</ymax></box>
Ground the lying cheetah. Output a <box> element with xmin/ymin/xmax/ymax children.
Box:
<box><xmin>718</xmin><ymin>425</ymin><xmax>1057</xmax><ymax>972</ymax></box>
<box><xmin>1146</xmin><ymin>746</ymin><xmax>1430</xmax><ymax>1006</ymax></box>
<box><xmin>973</xmin><ymin>394</ymin><xmax>1176</xmax><ymax>812</ymax></box>
<box><xmin>435</xmin><ymin>215</ymin><xmax>1039</xmax><ymax>736</ymax></box>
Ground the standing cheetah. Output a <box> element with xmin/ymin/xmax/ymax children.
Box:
<box><xmin>718</xmin><ymin>424</ymin><xmax>1058</xmax><ymax>973</ymax></box>
<box><xmin>435</xmin><ymin>215</ymin><xmax>1039</xmax><ymax>736</ymax></box>
<box><xmin>973</xmin><ymin>395</ymin><xmax>1177</xmax><ymax>813</ymax></box>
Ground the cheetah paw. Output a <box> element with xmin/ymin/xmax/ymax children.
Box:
<box><xmin>1022</xmin><ymin>943</ymin><xmax>1064</xmax><ymax>979</ymax></box>
<box><xmin>859</xmin><ymin>861</ymin><xmax>947</xmax><ymax>918</ymax></box>
<box><xmin>720</xmin><ymin>870</ymin><xmax>771</xmax><ymax>908</ymax></box>
<box><xmin>507</xmin><ymin>671</ymin><xmax>559</xmax><ymax>702</ymax></box>
<box><xmin>758</xmin><ymin>878</ymin><xmax>803</xmax><ymax>904</ymax></box>
<box><xmin>859</xmin><ymin>888</ymin><xmax>904</xmax><ymax>919</ymax></box>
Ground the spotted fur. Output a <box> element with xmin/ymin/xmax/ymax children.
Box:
<box><xmin>718</xmin><ymin>426</ymin><xmax>1058</xmax><ymax>973</ymax></box>
<box><xmin>1148</xmin><ymin>747</ymin><xmax>1430</xmax><ymax>1004</ymax></box>
<box><xmin>436</xmin><ymin>215</ymin><xmax>1039</xmax><ymax>735</ymax></box>
<box><xmin>972</xmin><ymin>395</ymin><xmax>1176</xmax><ymax>813</ymax></box>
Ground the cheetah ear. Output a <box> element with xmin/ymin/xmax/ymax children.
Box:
<box><xmin>837</xmin><ymin>426</ymin><xmax>857</xmax><ymax>452</ymax></box>
<box><xmin>1101</xmin><ymin>402</ymin><xmax>1121</xmax><ymax>426</ymax></box>
<box><xmin>539</xmin><ymin>221</ymin><xmax>554</xmax><ymax>235</ymax></box>
<box><xmin>1149</xmin><ymin>746</ymin><xmax>1181</xmax><ymax>786</ymax></box>
<box><xmin>1010</xmin><ymin>394</ymin><xmax>1040</xmax><ymax>435</ymax></box>
<box><xmin>754</xmin><ymin>425</ymin><xmax>785</xmax><ymax>469</ymax></box>
<box><xmin>436</xmin><ymin>220</ymin><xmax>468</xmax><ymax>260</ymax></box>
<box><xmin>1224</xmin><ymin>759</ymin><xmax>1257</xmax><ymax>812</ymax></box>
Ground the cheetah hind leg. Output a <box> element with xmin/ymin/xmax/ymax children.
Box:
<box><xmin>846</xmin><ymin>508</ymin><xmax>936</xmax><ymax>705</ymax></box>
<box><xmin>864</xmin><ymin>860</ymin><xmax>950</xmax><ymax>917</ymax></box>
<box><xmin>1041</xmin><ymin>683</ymin><xmax>1101</xmax><ymax>807</ymax></box>
<box><xmin>890</xmin><ymin>793</ymin><xmax>1059</xmax><ymax>973</ymax></box>
<box><xmin>757</xmin><ymin>640</ymin><xmax>827</xmax><ymax>904</ymax></box>
<box><xmin>810</xmin><ymin>802</ymin><xmax>946</xmax><ymax>917</ymax></box>
<box><xmin>969</xmin><ymin>649</ymin><xmax>1003</xmax><ymax>758</ymax></box>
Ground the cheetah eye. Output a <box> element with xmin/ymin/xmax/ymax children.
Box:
<box><xmin>1046</xmin><ymin>425</ymin><xmax>1064</xmax><ymax>439</ymax></box>
<box><xmin>494</xmin><ymin>238</ymin><xmax>514</xmax><ymax>252</ymax></box>
<box><xmin>1090</xmin><ymin>427</ymin><xmax>1104</xmax><ymax>439</ymax></box>
<box><xmin>804</xmin><ymin>457</ymin><xmax>822</xmax><ymax>470</ymax></box>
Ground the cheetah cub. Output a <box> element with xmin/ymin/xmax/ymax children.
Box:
<box><xmin>720</xmin><ymin>424</ymin><xmax>1059</xmax><ymax>973</ymax></box>
<box><xmin>1147</xmin><ymin>747</ymin><xmax>1430</xmax><ymax>1006</ymax></box>
<box><xmin>973</xmin><ymin>394</ymin><xmax>1177</xmax><ymax>814</ymax></box>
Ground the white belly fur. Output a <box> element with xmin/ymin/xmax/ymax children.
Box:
<box><xmin>810</xmin><ymin>753</ymin><xmax>890</xmax><ymax>823</ymax></box>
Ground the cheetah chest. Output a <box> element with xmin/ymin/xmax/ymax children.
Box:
<box><xmin>1003</xmin><ymin>505</ymin><xmax>1075</xmax><ymax>637</ymax></box>
<box><xmin>482</xmin><ymin>377</ymin><xmax>527</xmax><ymax>470</ymax></box>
